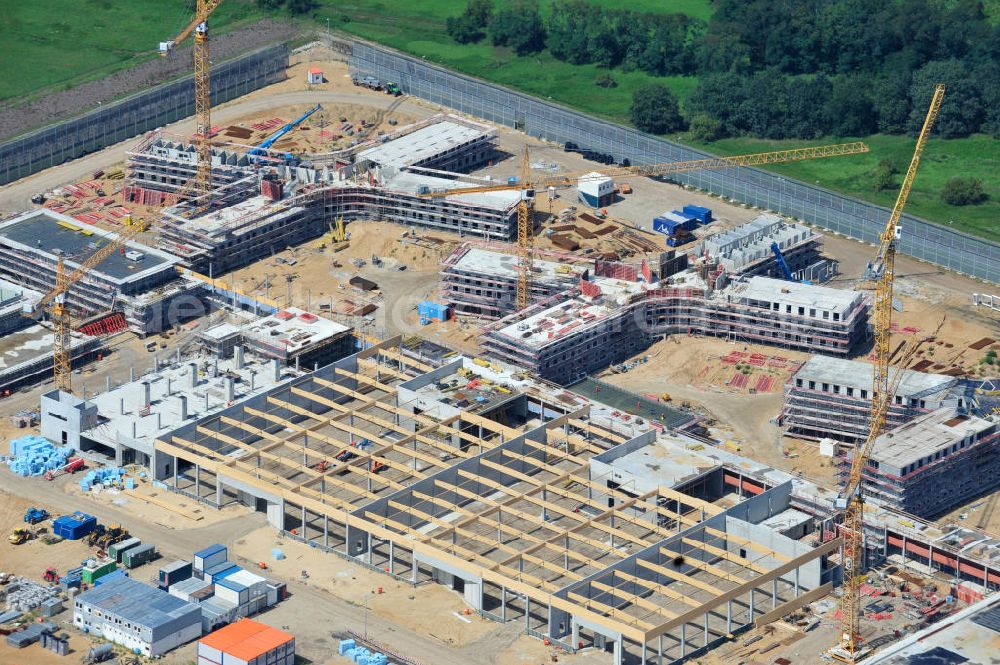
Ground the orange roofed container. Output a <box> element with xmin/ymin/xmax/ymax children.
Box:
<box><xmin>198</xmin><ymin>618</ymin><xmax>295</xmax><ymax>665</ymax></box>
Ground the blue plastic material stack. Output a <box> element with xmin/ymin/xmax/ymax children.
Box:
<box><xmin>417</xmin><ymin>301</ymin><xmax>452</xmax><ymax>322</ymax></box>
<box><xmin>6</xmin><ymin>436</ymin><xmax>73</xmax><ymax>477</ymax></box>
<box><xmin>79</xmin><ymin>467</ymin><xmax>126</xmax><ymax>491</ymax></box>
<box><xmin>271</xmin><ymin>548</ymin><xmax>286</xmax><ymax>560</ymax></box>
<box><xmin>339</xmin><ymin>639</ymin><xmax>388</xmax><ymax>665</ymax></box>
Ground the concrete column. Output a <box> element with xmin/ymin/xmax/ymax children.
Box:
<box><xmin>129</xmin><ymin>367</ymin><xmax>135</xmax><ymax>382</ymax></box>
<box><xmin>324</xmin><ymin>516</ymin><xmax>329</xmax><ymax>548</ymax></box>
<box><xmin>525</xmin><ymin>598</ymin><xmax>530</xmax><ymax>630</ymax></box>
<box><xmin>195</xmin><ymin>465</ymin><xmax>200</xmax><ymax>497</ymax></box>
<box><xmin>153</xmin><ymin>356</ymin><xmax>159</xmax><ymax>372</ymax></box>
<box><xmin>106</xmin><ymin>376</ymin><xmax>111</xmax><ymax>392</ymax></box>
<box><xmin>272</xmin><ymin>359</ymin><xmax>281</xmax><ymax>382</ymax></box>
<box><xmin>658</xmin><ymin>635</ymin><xmax>663</xmax><ymax>665</ymax></box>
<box><xmin>502</xmin><ymin>587</ymin><xmax>507</xmax><ymax>622</ymax></box>
<box><xmin>141</xmin><ymin>381</ymin><xmax>151</xmax><ymax>408</ymax></box>
<box><xmin>234</xmin><ymin>345</ymin><xmax>245</xmax><ymax>370</ymax></box>
<box><xmin>189</xmin><ymin>363</ymin><xmax>198</xmax><ymax>388</ymax></box>
<box><xmin>614</xmin><ymin>634</ymin><xmax>624</xmax><ymax>665</ymax></box>
<box><xmin>301</xmin><ymin>505</ymin><xmax>307</xmax><ymax>541</ymax></box>
<box><xmin>704</xmin><ymin>612</ymin><xmax>709</xmax><ymax>644</ymax></box>
<box><xmin>680</xmin><ymin>623</ymin><xmax>685</xmax><ymax>657</ymax></box>
<box><xmin>166</xmin><ymin>378</ymin><xmax>172</xmax><ymax>397</ymax></box>
<box><xmin>211</xmin><ymin>358</ymin><xmax>219</xmax><ymax>378</ymax></box>
<box><xmin>772</xmin><ymin>579</ymin><xmax>778</xmax><ymax>609</ymax></box>
<box><xmin>727</xmin><ymin>600</ymin><xmax>732</xmax><ymax>634</ymax></box>
<box><xmin>177</xmin><ymin>395</ymin><xmax>188</xmax><ymax>420</ymax></box>
<box><xmin>389</xmin><ymin>541</ymin><xmax>394</xmax><ymax>575</ymax></box>
<box><xmin>225</xmin><ymin>377</ymin><xmax>235</xmax><ymax>403</ymax></box>
<box><xmin>119</xmin><ymin>398</ymin><xmax>125</xmax><ymax>415</ymax></box>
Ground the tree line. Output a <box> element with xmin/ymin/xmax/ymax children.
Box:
<box><xmin>447</xmin><ymin>0</ymin><xmax>1000</xmax><ymax>142</ymax></box>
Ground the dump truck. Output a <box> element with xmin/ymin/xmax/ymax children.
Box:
<box><xmin>9</xmin><ymin>528</ymin><xmax>34</xmax><ymax>545</ymax></box>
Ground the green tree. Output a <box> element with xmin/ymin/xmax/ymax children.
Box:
<box><xmin>688</xmin><ymin>114</ymin><xmax>724</xmax><ymax>141</ymax></box>
<box><xmin>630</xmin><ymin>84</ymin><xmax>686</xmax><ymax>135</ymax></box>
<box><xmin>872</xmin><ymin>159</ymin><xmax>898</xmax><ymax>193</ymax></box>
<box><xmin>287</xmin><ymin>0</ymin><xmax>317</xmax><ymax>15</ymax></box>
<box><xmin>447</xmin><ymin>0</ymin><xmax>493</xmax><ymax>44</ymax></box>
<box><xmin>594</xmin><ymin>73</ymin><xmax>617</xmax><ymax>88</ymax></box>
<box><xmin>941</xmin><ymin>177</ymin><xmax>987</xmax><ymax>206</ymax></box>
<box><xmin>256</xmin><ymin>0</ymin><xmax>284</xmax><ymax>9</ymax></box>
<box><xmin>489</xmin><ymin>0</ymin><xmax>546</xmax><ymax>55</ymax></box>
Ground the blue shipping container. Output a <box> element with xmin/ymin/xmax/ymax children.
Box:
<box><xmin>417</xmin><ymin>301</ymin><xmax>451</xmax><ymax>321</ymax></box>
<box><xmin>682</xmin><ymin>204</ymin><xmax>713</xmax><ymax>224</ymax></box>
<box><xmin>52</xmin><ymin>512</ymin><xmax>97</xmax><ymax>540</ymax></box>
<box><xmin>670</xmin><ymin>211</ymin><xmax>699</xmax><ymax>232</ymax></box>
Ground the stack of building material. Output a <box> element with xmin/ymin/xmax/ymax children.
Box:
<box><xmin>338</xmin><ymin>639</ymin><xmax>388</xmax><ymax>665</ymax></box>
<box><xmin>4</xmin><ymin>578</ymin><xmax>59</xmax><ymax>612</ymax></box>
<box><xmin>199</xmin><ymin>618</ymin><xmax>295</xmax><ymax>665</ymax></box>
<box><xmin>40</xmin><ymin>631</ymin><xmax>70</xmax><ymax>655</ymax></box>
<box><xmin>5</xmin><ymin>621</ymin><xmax>56</xmax><ymax>648</ymax></box>
<box><xmin>6</xmin><ymin>436</ymin><xmax>73</xmax><ymax>477</ymax></box>
<box><xmin>79</xmin><ymin>466</ymin><xmax>127</xmax><ymax>491</ymax></box>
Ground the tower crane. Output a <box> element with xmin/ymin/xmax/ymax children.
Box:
<box><xmin>831</xmin><ymin>83</ymin><xmax>945</xmax><ymax>664</ymax></box>
<box><xmin>420</xmin><ymin>141</ymin><xmax>870</xmax><ymax>310</ymax></box>
<box><xmin>160</xmin><ymin>0</ymin><xmax>225</xmax><ymax>197</ymax></box>
<box><xmin>27</xmin><ymin>218</ymin><xmax>149</xmax><ymax>394</ymax></box>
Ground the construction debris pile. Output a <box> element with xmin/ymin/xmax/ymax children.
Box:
<box><xmin>79</xmin><ymin>466</ymin><xmax>130</xmax><ymax>492</ymax></box>
<box><xmin>5</xmin><ymin>435</ymin><xmax>73</xmax><ymax>477</ymax></box>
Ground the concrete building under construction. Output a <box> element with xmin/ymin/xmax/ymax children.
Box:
<box><xmin>0</xmin><ymin>209</ymin><xmax>201</xmax><ymax>335</ymax></box>
<box><xmin>37</xmin><ymin>336</ymin><xmax>842</xmax><ymax>665</ymax></box>
<box><xmin>469</xmin><ymin>250</ymin><xmax>869</xmax><ymax>384</ymax></box>
<box><xmin>699</xmin><ymin>214</ymin><xmax>833</xmax><ymax>282</ymax></box>
<box><xmin>854</xmin><ymin>408</ymin><xmax>1000</xmax><ymax>518</ymax></box>
<box><xmin>781</xmin><ymin>356</ymin><xmax>964</xmax><ymax>444</ymax></box>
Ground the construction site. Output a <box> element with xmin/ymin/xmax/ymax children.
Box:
<box><xmin>0</xmin><ymin>27</ymin><xmax>997</xmax><ymax>665</ymax></box>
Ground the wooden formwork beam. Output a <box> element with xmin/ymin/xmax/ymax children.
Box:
<box><xmin>611</xmin><ymin>569</ymin><xmax>701</xmax><ymax>609</ymax></box>
<box><xmin>678</xmin><ymin>538</ymin><xmax>772</xmax><ymax>576</ymax></box>
<box><xmin>702</xmin><ymin>526</ymin><xmax>791</xmax><ymax>563</ymax></box>
<box><xmin>635</xmin><ymin>557</ymin><xmax>725</xmax><ymax>596</ymax></box>
<box><xmin>589</xmin><ymin>579</ymin><xmax>678</xmax><ymax>622</ymax></box>
<box><xmin>567</xmin><ymin>591</ymin><xmax>655</xmax><ymax>630</ymax></box>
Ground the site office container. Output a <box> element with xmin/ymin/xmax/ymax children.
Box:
<box><xmin>122</xmin><ymin>543</ymin><xmax>156</xmax><ymax>569</ymax></box>
<box><xmin>159</xmin><ymin>560</ymin><xmax>193</xmax><ymax>589</ymax></box>
<box><xmin>108</xmin><ymin>537</ymin><xmax>142</xmax><ymax>563</ymax></box>
<box><xmin>81</xmin><ymin>559</ymin><xmax>117</xmax><ymax>585</ymax></box>
<box><xmin>682</xmin><ymin>204</ymin><xmax>712</xmax><ymax>223</ymax></box>
<box><xmin>93</xmin><ymin>569</ymin><xmax>128</xmax><ymax>586</ymax></box>
<box><xmin>194</xmin><ymin>544</ymin><xmax>228</xmax><ymax>573</ymax></box>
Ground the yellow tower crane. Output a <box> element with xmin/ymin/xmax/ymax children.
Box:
<box><xmin>28</xmin><ymin>218</ymin><xmax>149</xmax><ymax>394</ymax></box>
<box><xmin>160</xmin><ymin>0</ymin><xmax>225</xmax><ymax>197</ymax></box>
<box><xmin>831</xmin><ymin>83</ymin><xmax>945</xmax><ymax>665</ymax></box>
<box><xmin>421</xmin><ymin>141</ymin><xmax>871</xmax><ymax>310</ymax></box>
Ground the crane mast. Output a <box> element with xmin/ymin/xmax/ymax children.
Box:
<box><xmin>33</xmin><ymin>218</ymin><xmax>150</xmax><ymax>394</ymax></box>
<box><xmin>161</xmin><ymin>0</ymin><xmax>224</xmax><ymax>197</ymax></box>
<box><xmin>834</xmin><ymin>84</ymin><xmax>945</xmax><ymax>664</ymax></box>
<box><xmin>421</xmin><ymin>142</ymin><xmax>870</xmax><ymax>311</ymax></box>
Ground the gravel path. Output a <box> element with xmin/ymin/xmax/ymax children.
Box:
<box><xmin>0</xmin><ymin>18</ymin><xmax>300</xmax><ymax>142</ymax></box>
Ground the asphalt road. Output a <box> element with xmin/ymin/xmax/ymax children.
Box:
<box><xmin>0</xmin><ymin>467</ymin><xmax>525</xmax><ymax>665</ymax></box>
<box><xmin>0</xmin><ymin>89</ymin><xmax>434</xmax><ymax>213</ymax></box>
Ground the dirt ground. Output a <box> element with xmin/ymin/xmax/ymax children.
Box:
<box><xmin>231</xmin><ymin>526</ymin><xmax>498</xmax><ymax>649</ymax></box>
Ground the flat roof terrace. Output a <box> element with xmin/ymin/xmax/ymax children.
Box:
<box><xmin>0</xmin><ymin>210</ymin><xmax>178</xmax><ymax>286</ymax></box>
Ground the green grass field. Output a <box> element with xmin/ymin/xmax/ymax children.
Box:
<box><xmin>0</xmin><ymin>0</ymin><xmax>264</xmax><ymax>101</ymax></box>
<box><xmin>690</xmin><ymin>134</ymin><xmax>1000</xmax><ymax>241</ymax></box>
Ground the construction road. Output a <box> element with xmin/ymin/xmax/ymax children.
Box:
<box><xmin>0</xmin><ymin>467</ymin><xmax>540</xmax><ymax>665</ymax></box>
<box><xmin>0</xmin><ymin>88</ymin><xmax>435</xmax><ymax>213</ymax></box>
